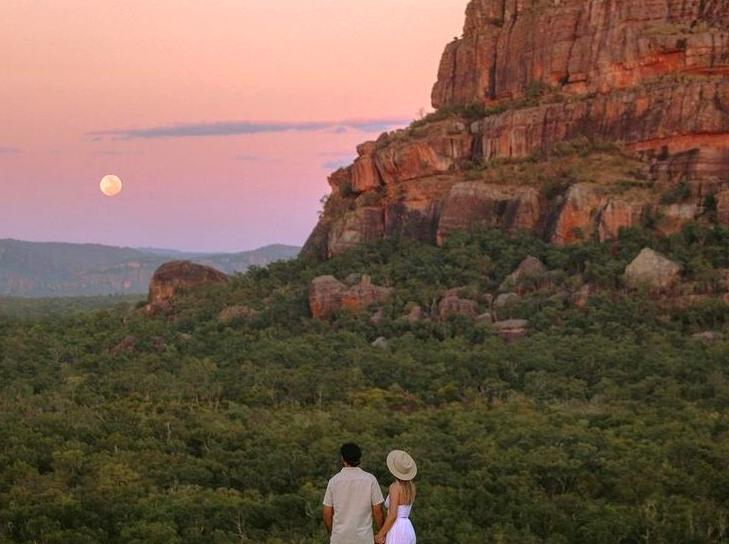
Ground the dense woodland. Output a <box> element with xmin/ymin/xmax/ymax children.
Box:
<box><xmin>1</xmin><ymin>226</ymin><xmax>729</xmax><ymax>543</ymax></box>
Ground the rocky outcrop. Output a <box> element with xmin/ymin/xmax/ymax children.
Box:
<box><xmin>341</xmin><ymin>276</ymin><xmax>394</xmax><ymax>313</ymax></box>
<box><xmin>437</xmin><ymin>183</ymin><xmax>543</xmax><ymax>244</ymax></box>
<box><xmin>432</xmin><ymin>0</ymin><xmax>729</xmax><ymax>109</ymax></box>
<box><xmin>492</xmin><ymin>319</ymin><xmax>529</xmax><ymax>342</ymax></box>
<box><xmin>309</xmin><ymin>276</ymin><xmax>346</xmax><ymax>319</ymax></box>
<box><xmin>328</xmin><ymin>207</ymin><xmax>385</xmax><ymax>257</ymax></box>
<box><xmin>475</xmin><ymin>80</ymin><xmax>729</xmax><ymax>166</ymax></box>
<box><xmin>551</xmin><ymin>184</ymin><xmax>651</xmax><ymax>246</ymax></box>
<box><xmin>624</xmin><ymin>248</ymin><xmax>683</xmax><ymax>290</ymax></box>
<box><xmin>438</xmin><ymin>289</ymin><xmax>479</xmax><ymax>320</ymax></box>
<box><xmin>494</xmin><ymin>292</ymin><xmax>520</xmax><ymax>310</ymax></box>
<box><xmin>146</xmin><ymin>261</ymin><xmax>227</xmax><ymax>315</ymax></box>
<box><xmin>500</xmin><ymin>256</ymin><xmax>547</xmax><ymax>292</ymax></box>
<box><xmin>405</xmin><ymin>304</ymin><xmax>426</xmax><ymax>322</ymax></box>
<box><xmin>372</xmin><ymin>337</ymin><xmax>390</xmax><ymax>350</ymax></box>
<box><xmin>303</xmin><ymin>0</ymin><xmax>729</xmax><ymax>259</ymax></box>
<box><xmin>309</xmin><ymin>275</ymin><xmax>393</xmax><ymax>319</ymax></box>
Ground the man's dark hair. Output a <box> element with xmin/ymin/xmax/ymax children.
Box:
<box><xmin>340</xmin><ymin>443</ymin><xmax>362</xmax><ymax>467</ymax></box>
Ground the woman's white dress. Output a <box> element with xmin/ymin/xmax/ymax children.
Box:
<box><xmin>384</xmin><ymin>495</ymin><xmax>416</xmax><ymax>544</ymax></box>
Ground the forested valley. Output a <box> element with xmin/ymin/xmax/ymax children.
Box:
<box><xmin>1</xmin><ymin>226</ymin><xmax>729</xmax><ymax>544</ymax></box>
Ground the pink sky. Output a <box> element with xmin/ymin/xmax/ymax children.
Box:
<box><xmin>0</xmin><ymin>0</ymin><xmax>466</xmax><ymax>252</ymax></box>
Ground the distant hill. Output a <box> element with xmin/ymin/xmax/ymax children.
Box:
<box><xmin>0</xmin><ymin>239</ymin><xmax>299</xmax><ymax>297</ymax></box>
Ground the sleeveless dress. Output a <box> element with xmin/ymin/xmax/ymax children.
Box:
<box><xmin>384</xmin><ymin>495</ymin><xmax>416</xmax><ymax>544</ymax></box>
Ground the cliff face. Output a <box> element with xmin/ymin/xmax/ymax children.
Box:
<box><xmin>432</xmin><ymin>0</ymin><xmax>729</xmax><ymax>108</ymax></box>
<box><xmin>303</xmin><ymin>0</ymin><xmax>729</xmax><ymax>259</ymax></box>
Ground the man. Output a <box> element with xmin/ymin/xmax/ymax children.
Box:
<box><xmin>323</xmin><ymin>443</ymin><xmax>385</xmax><ymax>544</ymax></box>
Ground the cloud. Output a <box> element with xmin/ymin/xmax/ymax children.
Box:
<box><xmin>93</xmin><ymin>149</ymin><xmax>143</xmax><ymax>156</ymax></box>
<box><xmin>87</xmin><ymin>118</ymin><xmax>409</xmax><ymax>140</ymax></box>
<box><xmin>0</xmin><ymin>146</ymin><xmax>21</xmax><ymax>154</ymax></box>
<box><xmin>235</xmin><ymin>153</ymin><xmax>262</xmax><ymax>161</ymax></box>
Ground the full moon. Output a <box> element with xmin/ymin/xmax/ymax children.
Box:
<box><xmin>100</xmin><ymin>174</ymin><xmax>123</xmax><ymax>197</ymax></box>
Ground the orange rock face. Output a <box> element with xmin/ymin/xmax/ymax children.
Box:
<box><xmin>309</xmin><ymin>275</ymin><xmax>393</xmax><ymax>319</ymax></box>
<box><xmin>328</xmin><ymin>207</ymin><xmax>385</xmax><ymax>257</ymax></box>
<box><xmin>551</xmin><ymin>184</ymin><xmax>605</xmax><ymax>246</ymax></box>
<box><xmin>432</xmin><ymin>0</ymin><xmax>729</xmax><ymax>109</ymax></box>
<box><xmin>598</xmin><ymin>199</ymin><xmax>647</xmax><ymax>243</ymax></box>
<box><xmin>352</xmin><ymin>142</ymin><xmax>381</xmax><ymax>193</ymax></box>
<box><xmin>374</xmin><ymin>120</ymin><xmax>473</xmax><ymax>185</ymax></box>
<box><xmin>437</xmin><ymin>183</ymin><xmax>543</xmax><ymax>245</ymax></box>
<box><xmin>301</xmin><ymin>0</ymin><xmax>729</xmax><ymax>260</ymax></box>
<box><xmin>438</xmin><ymin>288</ymin><xmax>479</xmax><ymax>320</ymax></box>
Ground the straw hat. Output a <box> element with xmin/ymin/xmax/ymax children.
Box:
<box><xmin>386</xmin><ymin>450</ymin><xmax>417</xmax><ymax>481</ymax></box>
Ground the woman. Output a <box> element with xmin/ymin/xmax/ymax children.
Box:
<box><xmin>375</xmin><ymin>450</ymin><xmax>417</xmax><ymax>544</ymax></box>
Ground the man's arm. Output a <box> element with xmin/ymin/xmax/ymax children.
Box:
<box><xmin>372</xmin><ymin>501</ymin><xmax>385</xmax><ymax>531</ymax></box>
<box><xmin>322</xmin><ymin>505</ymin><xmax>334</xmax><ymax>534</ymax></box>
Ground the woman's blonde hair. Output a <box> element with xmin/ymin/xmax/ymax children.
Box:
<box><xmin>397</xmin><ymin>478</ymin><xmax>415</xmax><ymax>504</ymax></box>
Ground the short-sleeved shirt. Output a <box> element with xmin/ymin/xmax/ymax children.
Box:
<box><xmin>323</xmin><ymin>467</ymin><xmax>384</xmax><ymax>544</ymax></box>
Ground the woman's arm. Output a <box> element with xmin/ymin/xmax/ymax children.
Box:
<box><xmin>375</xmin><ymin>484</ymin><xmax>400</xmax><ymax>544</ymax></box>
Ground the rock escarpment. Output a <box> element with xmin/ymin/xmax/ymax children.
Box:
<box><xmin>432</xmin><ymin>0</ymin><xmax>729</xmax><ymax>109</ymax></box>
<box><xmin>304</xmin><ymin>0</ymin><xmax>729</xmax><ymax>260</ymax></box>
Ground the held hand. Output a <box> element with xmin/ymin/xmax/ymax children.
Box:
<box><xmin>374</xmin><ymin>534</ymin><xmax>385</xmax><ymax>544</ymax></box>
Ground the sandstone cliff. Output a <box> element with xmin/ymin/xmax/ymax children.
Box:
<box><xmin>304</xmin><ymin>0</ymin><xmax>729</xmax><ymax>259</ymax></box>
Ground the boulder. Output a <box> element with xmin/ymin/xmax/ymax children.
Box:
<box><xmin>309</xmin><ymin>276</ymin><xmax>346</xmax><ymax>319</ymax></box>
<box><xmin>476</xmin><ymin>312</ymin><xmax>494</xmax><ymax>323</ymax></box>
<box><xmin>438</xmin><ymin>289</ymin><xmax>479</xmax><ymax>320</ymax></box>
<box><xmin>492</xmin><ymin>320</ymin><xmax>529</xmax><ymax>342</ymax></box>
<box><xmin>571</xmin><ymin>284</ymin><xmax>593</xmax><ymax>309</ymax></box>
<box><xmin>146</xmin><ymin>261</ymin><xmax>227</xmax><ymax>315</ymax></box>
<box><xmin>405</xmin><ymin>304</ymin><xmax>425</xmax><ymax>323</ymax></box>
<box><xmin>624</xmin><ymin>248</ymin><xmax>683</xmax><ymax>291</ymax></box>
<box><xmin>340</xmin><ymin>275</ymin><xmax>394</xmax><ymax>313</ymax></box>
<box><xmin>309</xmin><ymin>275</ymin><xmax>393</xmax><ymax>319</ymax></box>
<box><xmin>500</xmin><ymin>256</ymin><xmax>547</xmax><ymax>292</ymax></box>
<box><xmin>372</xmin><ymin>337</ymin><xmax>390</xmax><ymax>350</ymax></box>
<box><xmin>691</xmin><ymin>331</ymin><xmax>724</xmax><ymax>344</ymax></box>
<box><xmin>370</xmin><ymin>308</ymin><xmax>385</xmax><ymax>325</ymax></box>
<box><xmin>494</xmin><ymin>292</ymin><xmax>521</xmax><ymax>309</ymax></box>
